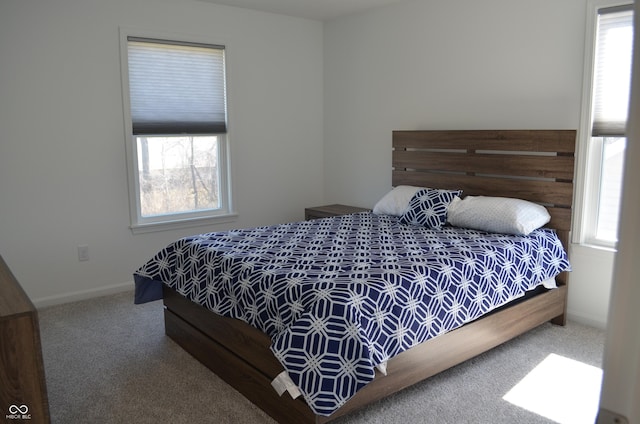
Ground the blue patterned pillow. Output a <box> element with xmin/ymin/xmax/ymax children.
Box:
<box><xmin>399</xmin><ymin>188</ymin><xmax>462</xmax><ymax>229</ymax></box>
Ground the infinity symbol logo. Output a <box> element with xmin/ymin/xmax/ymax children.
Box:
<box><xmin>9</xmin><ymin>404</ymin><xmax>29</xmax><ymax>414</ymax></box>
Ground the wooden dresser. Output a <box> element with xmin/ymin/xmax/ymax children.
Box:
<box><xmin>0</xmin><ymin>255</ymin><xmax>50</xmax><ymax>424</ymax></box>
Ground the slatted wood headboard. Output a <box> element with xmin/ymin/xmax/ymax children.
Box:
<box><xmin>392</xmin><ymin>129</ymin><xmax>576</xmax><ymax>253</ymax></box>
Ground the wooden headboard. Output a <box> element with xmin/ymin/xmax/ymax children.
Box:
<box><xmin>392</xmin><ymin>130</ymin><xmax>576</xmax><ymax>252</ymax></box>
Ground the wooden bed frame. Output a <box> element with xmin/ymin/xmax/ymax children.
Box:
<box><xmin>162</xmin><ymin>129</ymin><xmax>576</xmax><ymax>423</ymax></box>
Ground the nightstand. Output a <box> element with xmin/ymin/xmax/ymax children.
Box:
<box><xmin>304</xmin><ymin>204</ymin><xmax>370</xmax><ymax>220</ymax></box>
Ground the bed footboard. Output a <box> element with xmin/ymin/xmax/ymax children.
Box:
<box><xmin>163</xmin><ymin>284</ymin><xmax>567</xmax><ymax>424</ymax></box>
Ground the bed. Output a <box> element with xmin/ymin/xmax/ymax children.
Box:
<box><xmin>134</xmin><ymin>129</ymin><xmax>576</xmax><ymax>423</ymax></box>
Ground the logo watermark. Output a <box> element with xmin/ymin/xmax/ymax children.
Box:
<box><xmin>6</xmin><ymin>404</ymin><xmax>31</xmax><ymax>420</ymax></box>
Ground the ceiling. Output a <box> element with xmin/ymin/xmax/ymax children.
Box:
<box><xmin>196</xmin><ymin>0</ymin><xmax>408</xmax><ymax>21</ymax></box>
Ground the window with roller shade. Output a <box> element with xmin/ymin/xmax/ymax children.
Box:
<box><xmin>120</xmin><ymin>33</ymin><xmax>234</xmax><ymax>232</ymax></box>
<box><xmin>580</xmin><ymin>2</ymin><xmax>633</xmax><ymax>247</ymax></box>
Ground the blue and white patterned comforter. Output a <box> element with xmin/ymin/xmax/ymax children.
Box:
<box><xmin>134</xmin><ymin>212</ymin><xmax>570</xmax><ymax>416</ymax></box>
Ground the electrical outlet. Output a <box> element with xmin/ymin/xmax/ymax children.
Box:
<box><xmin>77</xmin><ymin>245</ymin><xmax>89</xmax><ymax>262</ymax></box>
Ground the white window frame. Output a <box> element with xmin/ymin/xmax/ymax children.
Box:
<box><xmin>119</xmin><ymin>28</ymin><xmax>236</xmax><ymax>234</ymax></box>
<box><xmin>575</xmin><ymin>0</ymin><xmax>633</xmax><ymax>249</ymax></box>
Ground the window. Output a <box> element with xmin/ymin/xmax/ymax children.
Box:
<box><xmin>578</xmin><ymin>2</ymin><xmax>633</xmax><ymax>248</ymax></box>
<box><xmin>120</xmin><ymin>32</ymin><xmax>234</xmax><ymax>232</ymax></box>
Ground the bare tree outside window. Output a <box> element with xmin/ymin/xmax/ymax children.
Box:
<box><xmin>136</xmin><ymin>135</ymin><xmax>220</xmax><ymax>217</ymax></box>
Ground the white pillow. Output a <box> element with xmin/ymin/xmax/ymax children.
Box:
<box><xmin>372</xmin><ymin>185</ymin><xmax>422</xmax><ymax>216</ymax></box>
<box><xmin>447</xmin><ymin>196</ymin><xmax>551</xmax><ymax>236</ymax></box>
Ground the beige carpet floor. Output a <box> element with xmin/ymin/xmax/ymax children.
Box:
<box><xmin>38</xmin><ymin>291</ymin><xmax>605</xmax><ymax>423</ymax></box>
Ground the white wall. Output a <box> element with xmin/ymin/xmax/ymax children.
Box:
<box><xmin>0</xmin><ymin>0</ymin><xmax>324</xmax><ymax>305</ymax></box>
<box><xmin>323</xmin><ymin>0</ymin><xmax>614</xmax><ymax>327</ymax></box>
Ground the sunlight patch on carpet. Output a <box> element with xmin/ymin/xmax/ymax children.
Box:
<box><xmin>503</xmin><ymin>353</ymin><xmax>602</xmax><ymax>424</ymax></box>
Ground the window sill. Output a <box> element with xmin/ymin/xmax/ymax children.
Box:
<box><xmin>571</xmin><ymin>242</ymin><xmax>617</xmax><ymax>256</ymax></box>
<box><xmin>130</xmin><ymin>212</ymin><xmax>238</xmax><ymax>234</ymax></box>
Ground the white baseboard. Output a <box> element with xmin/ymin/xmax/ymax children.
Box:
<box><xmin>567</xmin><ymin>310</ymin><xmax>608</xmax><ymax>330</ymax></box>
<box><xmin>33</xmin><ymin>281</ymin><xmax>135</xmax><ymax>309</ymax></box>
